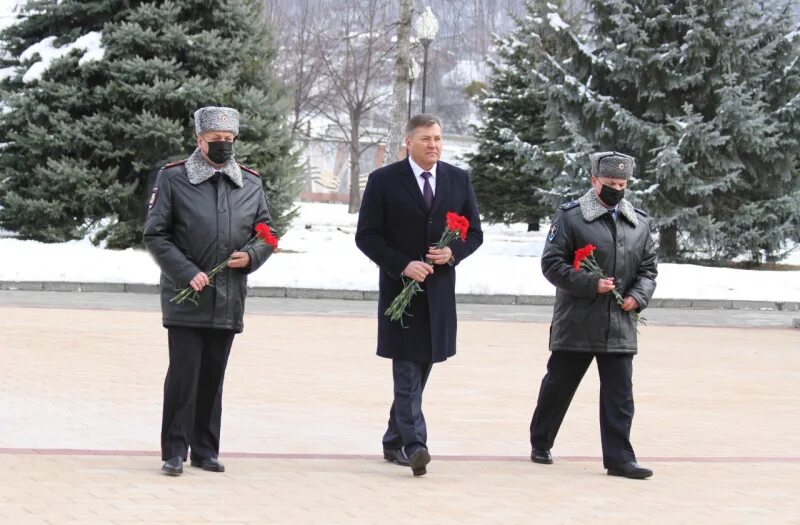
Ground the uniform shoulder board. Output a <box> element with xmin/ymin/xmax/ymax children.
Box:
<box><xmin>239</xmin><ymin>164</ymin><xmax>261</xmax><ymax>177</ymax></box>
<box><xmin>634</xmin><ymin>207</ymin><xmax>649</xmax><ymax>217</ymax></box>
<box><xmin>162</xmin><ymin>159</ymin><xmax>186</xmax><ymax>169</ymax></box>
<box><xmin>560</xmin><ymin>201</ymin><xmax>579</xmax><ymax>211</ymax></box>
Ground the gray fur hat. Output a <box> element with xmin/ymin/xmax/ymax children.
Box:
<box><xmin>590</xmin><ymin>151</ymin><xmax>636</xmax><ymax>179</ymax></box>
<box><xmin>194</xmin><ymin>106</ymin><xmax>240</xmax><ymax>136</ymax></box>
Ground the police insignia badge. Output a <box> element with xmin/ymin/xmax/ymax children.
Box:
<box><xmin>148</xmin><ymin>187</ymin><xmax>159</xmax><ymax>209</ymax></box>
<box><xmin>548</xmin><ymin>223</ymin><xmax>559</xmax><ymax>241</ymax></box>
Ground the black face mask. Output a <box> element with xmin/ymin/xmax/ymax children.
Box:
<box><xmin>206</xmin><ymin>140</ymin><xmax>234</xmax><ymax>164</ymax></box>
<box><xmin>599</xmin><ymin>183</ymin><xmax>625</xmax><ymax>207</ymax></box>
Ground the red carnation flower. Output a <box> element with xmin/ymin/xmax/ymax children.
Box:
<box><xmin>573</xmin><ymin>243</ymin><xmax>597</xmax><ymax>270</ymax></box>
<box><xmin>446</xmin><ymin>212</ymin><xmax>470</xmax><ymax>241</ymax></box>
<box><xmin>255</xmin><ymin>222</ymin><xmax>279</xmax><ymax>250</ymax></box>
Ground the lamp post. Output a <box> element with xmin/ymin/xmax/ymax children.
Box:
<box><xmin>407</xmin><ymin>58</ymin><xmax>420</xmax><ymax>121</ymax></box>
<box><xmin>413</xmin><ymin>7</ymin><xmax>438</xmax><ymax>114</ymax></box>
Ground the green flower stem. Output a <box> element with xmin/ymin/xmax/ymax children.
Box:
<box><xmin>580</xmin><ymin>254</ymin><xmax>647</xmax><ymax>330</ymax></box>
<box><xmin>384</xmin><ymin>228</ymin><xmax>462</xmax><ymax>326</ymax></box>
<box><xmin>170</xmin><ymin>235</ymin><xmax>264</xmax><ymax>305</ymax></box>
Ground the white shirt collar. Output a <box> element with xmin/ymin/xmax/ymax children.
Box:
<box><xmin>408</xmin><ymin>155</ymin><xmax>437</xmax><ymax>180</ymax></box>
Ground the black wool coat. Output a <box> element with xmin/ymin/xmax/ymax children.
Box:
<box><xmin>355</xmin><ymin>159</ymin><xmax>483</xmax><ymax>363</ymax></box>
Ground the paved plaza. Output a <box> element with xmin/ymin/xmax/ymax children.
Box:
<box><xmin>1</xmin><ymin>292</ymin><xmax>799</xmax><ymax>524</ymax></box>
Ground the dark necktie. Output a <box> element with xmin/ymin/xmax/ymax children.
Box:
<box><xmin>421</xmin><ymin>171</ymin><xmax>433</xmax><ymax>210</ymax></box>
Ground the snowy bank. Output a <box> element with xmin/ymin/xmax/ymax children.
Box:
<box><xmin>0</xmin><ymin>203</ymin><xmax>798</xmax><ymax>302</ymax></box>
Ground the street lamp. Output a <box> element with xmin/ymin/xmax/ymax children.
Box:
<box><xmin>413</xmin><ymin>6</ymin><xmax>438</xmax><ymax>114</ymax></box>
<box><xmin>407</xmin><ymin>58</ymin><xmax>420</xmax><ymax>121</ymax></box>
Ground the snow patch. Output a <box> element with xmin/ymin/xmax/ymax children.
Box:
<box><xmin>0</xmin><ymin>65</ymin><xmax>16</xmax><ymax>80</ymax></box>
<box><xmin>20</xmin><ymin>31</ymin><xmax>104</xmax><ymax>83</ymax></box>
<box><xmin>0</xmin><ymin>202</ymin><xmax>797</xmax><ymax>301</ymax></box>
<box><xmin>546</xmin><ymin>12</ymin><xmax>569</xmax><ymax>32</ymax></box>
<box><xmin>784</xmin><ymin>55</ymin><xmax>798</xmax><ymax>75</ymax></box>
<box><xmin>0</xmin><ymin>0</ymin><xmax>20</xmax><ymax>32</ymax></box>
<box><xmin>442</xmin><ymin>58</ymin><xmax>489</xmax><ymax>87</ymax></box>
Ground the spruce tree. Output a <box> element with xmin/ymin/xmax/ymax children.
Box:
<box><xmin>0</xmin><ymin>0</ymin><xmax>299</xmax><ymax>248</ymax></box>
<box><xmin>467</xmin><ymin>0</ymin><xmax>579</xmax><ymax>230</ymax></box>
<box><xmin>512</xmin><ymin>0</ymin><xmax>800</xmax><ymax>262</ymax></box>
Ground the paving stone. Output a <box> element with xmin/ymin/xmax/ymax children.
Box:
<box><xmin>247</xmin><ymin>287</ymin><xmax>287</xmax><ymax>298</ymax></box>
<box><xmin>457</xmin><ymin>293</ymin><xmax>517</xmax><ymax>305</ymax></box>
<box><xmin>0</xmin><ymin>306</ymin><xmax>798</xmax><ymax>523</ymax></box>
<box><xmin>286</xmin><ymin>288</ymin><xmax>365</xmax><ymax>300</ymax></box>
<box><xmin>0</xmin><ymin>281</ymin><xmax>44</xmax><ymax>291</ymax></box>
<box><xmin>124</xmin><ymin>284</ymin><xmax>160</xmax><ymax>294</ymax></box>
<box><xmin>42</xmin><ymin>282</ymin><xmax>82</xmax><ymax>292</ymax></box>
<box><xmin>81</xmin><ymin>283</ymin><xmax>126</xmax><ymax>293</ymax></box>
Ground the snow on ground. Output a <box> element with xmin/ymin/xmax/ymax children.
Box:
<box><xmin>0</xmin><ymin>202</ymin><xmax>798</xmax><ymax>302</ymax></box>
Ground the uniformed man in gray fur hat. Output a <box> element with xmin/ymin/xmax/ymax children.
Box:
<box><xmin>144</xmin><ymin>106</ymin><xmax>277</xmax><ymax>476</ymax></box>
<box><xmin>529</xmin><ymin>151</ymin><xmax>658</xmax><ymax>479</ymax></box>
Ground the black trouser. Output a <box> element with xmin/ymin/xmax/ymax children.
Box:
<box><xmin>530</xmin><ymin>351</ymin><xmax>636</xmax><ymax>468</ymax></box>
<box><xmin>161</xmin><ymin>326</ymin><xmax>235</xmax><ymax>461</ymax></box>
<box><xmin>382</xmin><ymin>360</ymin><xmax>434</xmax><ymax>456</ymax></box>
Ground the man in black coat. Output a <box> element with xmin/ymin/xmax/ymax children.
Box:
<box><xmin>529</xmin><ymin>151</ymin><xmax>658</xmax><ymax>479</ymax></box>
<box><xmin>355</xmin><ymin>114</ymin><xmax>483</xmax><ymax>476</ymax></box>
<box><xmin>144</xmin><ymin>106</ymin><xmax>276</xmax><ymax>476</ymax></box>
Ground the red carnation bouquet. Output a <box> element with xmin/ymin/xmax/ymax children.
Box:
<box><xmin>385</xmin><ymin>212</ymin><xmax>470</xmax><ymax>326</ymax></box>
<box><xmin>573</xmin><ymin>244</ymin><xmax>646</xmax><ymax>328</ymax></box>
<box><xmin>171</xmin><ymin>223</ymin><xmax>278</xmax><ymax>305</ymax></box>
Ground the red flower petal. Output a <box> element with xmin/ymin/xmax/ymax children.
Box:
<box><xmin>254</xmin><ymin>223</ymin><xmax>279</xmax><ymax>250</ymax></box>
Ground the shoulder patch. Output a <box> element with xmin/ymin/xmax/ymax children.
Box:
<box><xmin>163</xmin><ymin>159</ymin><xmax>187</xmax><ymax>169</ymax></box>
<box><xmin>239</xmin><ymin>164</ymin><xmax>261</xmax><ymax>177</ymax></box>
<box><xmin>148</xmin><ymin>187</ymin><xmax>159</xmax><ymax>209</ymax></box>
<box><xmin>560</xmin><ymin>201</ymin><xmax>579</xmax><ymax>211</ymax></box>
<box><xmin>547</xmin><ymin>223</ymin><xmax>559</xmax><ymax>241</ymax></box>
<box><xmin>634</xmin><ymin>207</ymin><xmax>648</xmax><ymax>217</ymax></box>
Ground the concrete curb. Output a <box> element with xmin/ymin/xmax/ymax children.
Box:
<box><xmin>1</xmin><ymin>281</ymin><xmax>798</xmax><ymax>312</ymax></box>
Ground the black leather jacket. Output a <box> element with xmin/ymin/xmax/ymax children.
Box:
<box><xmin>542</xmin><ymin>191</ymin><xmax>658</xmax><ymax>354</ymax></box>
<box><xmin>144</xmin><ymin>160</ymin><xmax>275</xmax><ymax>333</ymax></box>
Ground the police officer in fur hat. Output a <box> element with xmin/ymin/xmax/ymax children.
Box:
<box><xmin>529</xmin><ymin>151</ymin><xmax>658</xmax><ymax>479</ymax></box>
<box><xmin>144</xmin><ymin>106</ymin><xmax>277</xmax><ymax>476</ymax></box>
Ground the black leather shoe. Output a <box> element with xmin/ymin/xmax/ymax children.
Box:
<box><xmin>408</xmin><ymin>448</ymin><xmax>431</xmax><ymax>477</ymax></box>
<box><xmin>161</xmin><ymin>456</ymin><xmax>183</xmax><ymax>476</ymax></box>
<box><xmin>190</xmin><ymin>457</ymin><xmax>225</xmax><ymax>472</ymax></box>
<box><xmin>383</xmin><ymin>448</ymin><xmax>410</xmax><ymax>466</ymax></box>
<box><xmin>607</xmin><ymin>462</ymin><xmax>653</xmax><ymax>479</ymax></box>
<box><xmin>531</xmin><ymin>449</ymin><xmax>553</xmax><ymax>464</ymax></box>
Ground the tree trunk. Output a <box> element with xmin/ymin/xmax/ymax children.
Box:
<box><xmin>383</xmin><ymin>0</ymin><xmax>413</xmax><ymax>165</ymax></box>
<box><xmin>659</xmin><ymin>224</ymin><xmax>678</xmax><ymax>261</ymax></box>
<box><xmin>348</xmin><ymin>116</ymin><xmax>362</xmax><ymax>213</ymax></box>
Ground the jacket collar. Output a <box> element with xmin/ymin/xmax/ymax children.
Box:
<box><xmin>185</xmin><ymin>148</ymin><xmax>243</xmax><ymax>188</ymax></box>
<box><xmin>577</xmin><ymin>189</ymin><xmax>638</xmax><ymax>227</ymax></box>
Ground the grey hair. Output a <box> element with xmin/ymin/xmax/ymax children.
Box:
<box><xmin>405</xmin><ymin>114</ymin><xmax>443</xmax><ymax>136</ymax></box>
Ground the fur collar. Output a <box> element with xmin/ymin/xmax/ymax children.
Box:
<box><xmin>184</xmin><ymin>148</ymin><xmax>243</xmax><ymax>188</ymax></box>
<box><xmin>577</xmin><ymin>189</ymin><xmax>638</xmax><ymax>227</ymax></box>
